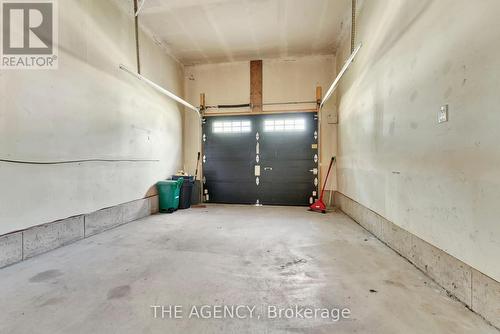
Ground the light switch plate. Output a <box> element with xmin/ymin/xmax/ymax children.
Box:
<box><xmin>438</xmin><ymin>105</ymin><xmax>449</xmax><ymax>123</ymax></box>
<box><xmin>327</xmin><ymin>112</ymin><xmax>337</xmax><ymax>124</ymax></box>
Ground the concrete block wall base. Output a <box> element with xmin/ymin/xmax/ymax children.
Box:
<box><xmin>321</xmin><ymin>190</ymin><xmax>336</xmax><ymax>208</ymax></box>
<box><xmin>84</xmin><ymin>205</ymin><xmax>124</xmax><ymax>237</ymax></box>
<box><xmin>0</xmin><ymin>233</ymin><xmax>23</xmax><ymax>268</ymax></box>
<box><xmin>23</xmin><ymin>216</ymin><xmax>84</xmax><ymax>259</ymax></box>
<box><xmin>334</xmin><ymin>191</ymin><xmax>500</xmax><ymax>330</ymax></box>
<box><xmin>0</xmin><ymin>196</ymin><xmax>158</xmax><ymax>269</ymax></box>
<box><xmin>149</xmin><ymin>195</ymin><xmax>159</xmax><ymax>214</ymax></box>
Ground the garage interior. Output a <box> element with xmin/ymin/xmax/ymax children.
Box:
<box><xmin>0</xmin><ymin>0</ymin><xmax>499</xmax><ymax>333</ymax></box>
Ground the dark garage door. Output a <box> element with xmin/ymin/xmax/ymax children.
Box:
<box><xmin>202</xmin><ymin>112</ymin><xmax>319</xmax><ymax>206</ymax></box>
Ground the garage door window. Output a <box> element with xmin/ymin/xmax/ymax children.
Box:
<box><xmin>264</xmin><ymin>118</ymin><xmax>305</xmax><ymax>132</ymax></box>
<box><xmin>213</xmin><ymin>120</ymin><xmax>251</xmax><ymax>133</ymax></box>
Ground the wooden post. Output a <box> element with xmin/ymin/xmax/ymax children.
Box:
<box><xmin>250</xmin><ymin>60</ymin><xmax>263</xmax><ymax>113</ymax></box>
<box><xmin>316</xmin><ymin>86</ymin><xmax>323</xmax><ymax>104</ymax></box>
<box><xmin>200</xmin><ymin>93</ymin><xmax>206</xmax><ymax>109</ymax></box>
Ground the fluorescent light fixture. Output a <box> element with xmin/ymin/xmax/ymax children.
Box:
<box><xmin>119</xmin><ymin>64</ymin><xmax>200</xmax><ymax>116</ymax></box>
<box><xmin>320</xmin><ymin>43</ymin><xmax>362</xmax><ymax>109</ymax></box>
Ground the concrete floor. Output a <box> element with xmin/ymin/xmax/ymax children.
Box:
<box><xmin>0</xmin><ymin>205</ymin><xmax>497</xmax><ymax>334</ymax></box>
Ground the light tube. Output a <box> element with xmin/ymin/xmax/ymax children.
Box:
<box><xmin>320</xmin><ymin>43</ymin><xmax>362</xmax><ymax>109</ymax></box>
<box><xmin>119</xmin><ymin>64</ymin><xmax>201</xmax><ymax>116</ymax></box>
<box><xmin>135</xmin><ymin>0</ymin><xmax>147</xmax><ymax>16</ymax></box>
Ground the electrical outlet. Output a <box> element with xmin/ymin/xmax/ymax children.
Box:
<box><xmin>438</xmin><ymin>105</ymin><xmax>449</xmax><ymax>123</ymax></box>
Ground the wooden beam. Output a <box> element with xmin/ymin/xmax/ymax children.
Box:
<box><xmin>200</xmin><ymin>93</ymin><xmax>206</xmax><ymax>109</ymax></box>
<box><xmin>316</xmin><ymin>86</ymin><xmax>323</xmax><ymax>104</ymax></box>
<box><xmin>250</xmin><ymin>60</ymin><xmax>263</xmax><ymax>113</ymax></box>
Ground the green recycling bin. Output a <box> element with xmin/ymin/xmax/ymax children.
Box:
<box><xmin>156</xmin><ymin>179</ymin><xmax>184</xmax><ymax>213</ymax></box>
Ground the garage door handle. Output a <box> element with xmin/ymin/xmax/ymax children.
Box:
<box><xmin>264</xmin><ymin>167</ymin><xmax>273</xmax><ymax>171</ymax></box>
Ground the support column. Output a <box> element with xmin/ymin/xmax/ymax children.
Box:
<box><xmin>250</xmin><ymin>60</ymin><xmax>263</xmax><ymax>113</ymax></box>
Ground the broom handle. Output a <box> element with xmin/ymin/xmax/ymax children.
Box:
<box><xmin>194</xmin><ymin>152</ymin><xmax>201</xmax><ymax>181</ymax></box>
<box><xmin>320</xmin><ymin>157</ymin><xmax>336</xmax><ymax>200</ymax></box>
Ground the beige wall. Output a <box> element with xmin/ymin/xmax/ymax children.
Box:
<box><xmin>0</xmin><ymin>0</ymin><xmax>184</xmax><ymax>235</ymax></box>
<box><xmin>335</xmin><ymin>0</ymin><xmax>500</xmax><ymax>281</ymax></box>
<box><xmin>183</xmin><ymin>55</ymin><xmax>338</xmax><ymax>191</ymax></box>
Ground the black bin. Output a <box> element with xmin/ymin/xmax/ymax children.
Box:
<box><xmin>172</xmin><ymin>176</ymin><xmax>194</xmax><ymax>209</ymax></box>
<box><xmin>191</xmin><ymin>180</ymin><xmax>201</xmax><ymax>205</ymax></box>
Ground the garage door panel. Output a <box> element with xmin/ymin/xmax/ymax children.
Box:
<box><xmin>204</xmin><ymin>161</ymin><xmax>254</xmax><ymax>182</ymax></box>
<box><xmin>259</xmin><ymin>181</ymin><xmax>313</xmax><ymax>206</ymax></box>
<box><xmin>258</xmin><ymin>112</ymin><xmax>318</xmax><ymax>206</ymax></box>
<box><xmin>205</xmin><ymin>138</ymin><xmax>254</xmax><ymax>160</ymax></box>
<box><xmin>260</xmin><ymin>160</ymin><xmax>315</xmax><ymax>178</ymax></box>
<box><xmin>202</xmin><ymin>112</ymin><xmax>318</xmax><ymax>206</ymax></box>
<box><xmin>261</xmin><ymin>149</ymin><xmax>314</xmax><ymax>160</ymax></box>
<box><xmin>206</xmin><ymin>181</ymin><xmax>257</xmax><ymax>204</ymax></box>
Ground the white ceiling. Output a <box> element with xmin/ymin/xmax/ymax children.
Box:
<box><xmin>137</xmin><ymin>0</ymin><xmax>351</xmax><ymax>65</ymax></box>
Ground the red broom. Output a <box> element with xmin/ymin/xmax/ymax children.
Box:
<box><xmin>310</xmin><ymin>157</ymin><xmax>336</xmax><ymax>214</ymax></box>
